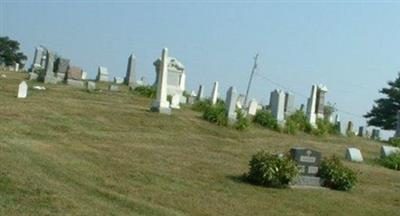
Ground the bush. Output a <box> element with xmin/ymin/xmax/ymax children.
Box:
<box><xmin>133</xmin><ymin>85</ymin><xmax>156</xmax><ymax>98</ymax></box>
<box><xmin>318</xmin><ymin>155</ymin><xmax>358</xmax><ymax>191</ymax></box>
<box><xmin>234</xmin><ymin>109</ymin><xmax>250</xmax><ymax>131</ymax></box>
<box><xmin>285</xmin><ymin>111</ymin><xmax>313</xmax><ymax>134</ymax></box>
<box><xmin>245</xmin><ymin>151</ymin><xmax>299</xmax><ymax>188</ymax></box>
<box><xmin>202</xmin><ymin>103</ymin><xmax>228</xmax><ymax>126</ymax></box>
<box><xmin>253</xmin><ymin>110</ymin><xmax>279</xmax><ymax>131</ymax></box>
<box><xmin>380</xmin><ymin>152</ymin><xmax>400</xmax><ymax>170</ymax></box>
<box><xmin>388</xmin><ymin>137</ymin><xmax>400</xmax><ymax>147</ymax></box>
<box><xmin>192</xmin><ymin>100</ymin><xmax>211</xmax><ymax>112</ymax></box>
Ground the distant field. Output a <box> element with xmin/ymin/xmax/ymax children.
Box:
<box><xmin>0</xmin><ymin>71</ymin><xmax>399</xmax><ymax>215</ymax></box>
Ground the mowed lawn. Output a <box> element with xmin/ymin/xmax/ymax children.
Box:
<box><xmin>0</xmin><ymin>71</ymin><xmax>399</xmax><ymax>216</ymax></box>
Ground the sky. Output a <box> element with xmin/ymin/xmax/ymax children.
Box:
<box><xmin>1</xmin><ymin>1</ymin><xmax>400</xmax><ymax>138</ymax></box>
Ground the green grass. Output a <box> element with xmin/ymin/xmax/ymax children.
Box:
<box><xmin>0</xmin><ymin>70</ymin><xmax>399</xmax><ymax>215</ymax></box>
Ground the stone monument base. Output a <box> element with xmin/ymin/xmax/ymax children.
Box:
<box><xmin>151</xmin><ymin>101</ymin><xmax>171</xmax><ymax>115</ymax></box>
<box><xmin>291</xmin><ymin>176</ymin><xmax>323</xmax><ymax>188</ymax></box>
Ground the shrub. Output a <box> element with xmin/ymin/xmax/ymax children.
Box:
<box><xmin>318</xmin><ymin>155</ymin><xmax>358</xmax><ymax>191</ymax></box>
<box><xmin>253</xmin><ymin>110</ymin><xmax>279</xmax><ymax>131</ymax></box>
<box><xmin>245</xmin><ymin>151</ymin><xmax>299</xmax><ymax>188</ymax></box>
<box><xmin>234</xmin><ymin>109</ymin><xmax>250</xmax><ymax>131</ymax></box>
<box><xmin>202</xmin><ymin>103</ymin><xmax>228</xmax><ymax>126</ymax></box>
<box><xmin>192</xmin><ymin>100</ymin><xmax>211</xmax><ymax>112</ymax></box>
<box><xmin>133</xmin><ymin>85</ymin><xmax>156</xmax><ymax>98</ymax></box>
<box><xmin>380</xmin><ymin>152</ymin><xmax>400</xmax><ymax>170</ymax></box>
<box><xmin>285</xmin><ymin>111</ymin><xmax>313</xmax><ymax>134</ymax></box>
<box><xmin>388</xmin><ymin>137</ymin><xmax>400</xmax><ymax>147</ymax></box>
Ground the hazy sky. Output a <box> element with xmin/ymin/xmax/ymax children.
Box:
<box><xmin>2</xmin><ymin>1</ymin><xmax>400</xmax><ymax>137</ymax></box>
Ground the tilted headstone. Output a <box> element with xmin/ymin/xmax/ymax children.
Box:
<box><xmin>380</xmin><ymin>145</ymin><xmax>400</xmax><ymax>158</ymax></box>
<box><xmin>270</xmin><ymin>89</ymin><xmax>285</xmax><ymax>123</ymax></box>
<box><xmin>96</xmin><ymin>66</ymin><xmax>109</xmax><ymax>82</ymax></box>
<box><xmin>86</xmin><ymin>81</ymin><xmax>96</xmax><ymax>91</ymax></box>
<box><xmin>225</xmin><ymin>86</ymin><xmax>238</xmax><ymax>124</ymax></box>
<box><xmin>211</xmin><ymin>81</ymin><xmax>219</xmax><ymax>105</ymax></box>
<box><xmin>290</xmin><ymin>147</ymin><xmax>323</xmax><ymax>187</ymax></box>
<box><xmin>248</xmin><ymin>99</ymin><xmax>258</xmax><ymax>116</ymax></box>
<box><xmin>345</xmin><ymin>148</ymin><xmax>363</xmax><ymax>162</ymax></box>
<box><xmin>124</xmin><ymin>53</ymin><xmax>136</xmax><ymax>86</ymax></box>
<box><xmin>170</xmin><ymin>94</ymin><xmax>181</xmax><ymax>109</ymax></box>
<box><xmin>151</xmin><ymin>48</ymin><xmax>171</xmax><ymax>115</ymax></box>
<box><xmin>17</xmin><ymin>81</ymin><xmax>28</xmax><ymax>98</ymax></box>
<box><xmin>197</xmin><ymin>85</ymin><xmax>204</xmax><ymax>101</ymax></box>
<box><xmin>44</xmin><ymin>52</ymin><xmax>57</xmax><ymax>84</ymax></box>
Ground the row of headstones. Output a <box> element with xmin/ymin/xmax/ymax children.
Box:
<box><xmin>29</xmin><ymin>46</ymin><xmax>140</xmax><ymax>87</ymax></box>
<box><xmin>346</xmin><ymin>121</ymin><xmax>381</xmax><ymax>140</ymax></box>
<box><xmin>16</xmin><ymin>79</ymin><xmax>121</xmax><ymax>99</ymax></box>
<box><xmin>290</xmin><ymin>145</ymin><xmax>400</xmax><ymax>187</ymax></box>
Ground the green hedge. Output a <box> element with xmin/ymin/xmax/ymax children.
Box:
<box><xmin>318</xmin><ymin>155</ymin><xmax>357</xmax><ymax>191</ymax></box>
<box><xmin>245</xmin><ymin>151</ymin><xmax>299</xmax><ymax>188</ymax></box>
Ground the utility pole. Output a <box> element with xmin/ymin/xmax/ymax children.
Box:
<box><xmin>244</xmin><ymin>53</ymin><xmax>259</xmax><ymax>107</ymax></box>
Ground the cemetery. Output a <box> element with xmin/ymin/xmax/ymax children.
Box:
<box><xmin>0</xmin><ymin>49</ymin><xmax>400</xmax><ymax>214</ymax></box>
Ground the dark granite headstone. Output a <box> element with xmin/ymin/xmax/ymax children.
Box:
<box><xmin>290</xmin><ymin>147</ymin><xmax>323</xmax><ymax>187</ymax></box>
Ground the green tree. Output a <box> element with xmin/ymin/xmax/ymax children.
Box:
<box><xmin>364</xmin><ymin>73</ymin><xmax>400</xmax><ymax>130</ymax></box>
<box><xmin>0</xmin><ymin>36</ymin><xmax>27</xmax><ymax>68</ymax></box>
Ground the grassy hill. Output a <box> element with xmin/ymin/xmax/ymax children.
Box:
<box><xmin>0</xmin><ymin>70</ymin><xmax>399</xmax><ymax>216</ymax></box>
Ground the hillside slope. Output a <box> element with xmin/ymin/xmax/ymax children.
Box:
<box><xmin>0</xmin><ymin>71</ymin><xmax>399</xmax><ymax>215</ymax></box>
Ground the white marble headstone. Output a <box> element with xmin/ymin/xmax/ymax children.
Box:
<box><xmin>17</xmin><ymin>81</ymin><xmax>28</xmax><ymax>98</ymax></box>
<box><xmin>381</xmin><ymin>145</ymin><xmax>400</xmax><ymax>158</ymax></box>
<box><xmin>345</xmin><ymin>148</ymin><xmax>363</xmax><ymax>162</ymax></box>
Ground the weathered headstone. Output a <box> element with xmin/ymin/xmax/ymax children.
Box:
<box><xmin>124</xmin><ymin>53</ymin><xmax>136</xmax><ymax>86</ymax></box>
<box><xmin>345</xmin><ymin>148</ymin><xmax>363</xmax><ymax>162</ymax></box>
<box><xmin>31</xmin><ymin>46</ymin><xmax>46</xmax><ymax>70</ymax></box>
<box><xmin>67</xmin><ymin>66</ymin><xmax>83</xmax><ymax>80</ymax></box>
<box><xmin>14</xmin><ymin>63</ymin><xmax>19</xmax><ymax>72</ymax></box>
<box><xmin>86</xmin><ymin>81</ymin><xmax>96</xmax><ymax>91</ymax></box>
<box><xmin>225</xmin><ymin>86</ymin><xmax>238</xmax><ymax>124</ymax></box>
<box><xmin>54</xmin><ymin>58</ymin><xmax>70</xmax><ymax>80</ymax></box>
<box><xmin>17</xmin><ymin>81</ymin><xmax>28</xmax><ymax>98</ymax></box>
<box><xmin>316</xmin><ymin>85</ymin><xmax>328</xmax><ymax>119</ymax></box>
<box><xmin>248</xmin><ymin>99</ymin><xmax>258</xmax><ymax>116</ymax></box>
<box><xmin>151</xmin><ymin>48</ymin><xmax>171</xmax><ymax>115</ymax></box>
<box><xmin>81</xmin><ymin>71</ymin><xmax>87</xmax><ymax>80</ymax></box>
<box><xmin>236</xmin><ymin>94</ymin><xmax>245</xmax><ymax>109</ymax></box>
<box><xmin>380</xmin><ymin>145</ymin><xmax>400</xmax><ymax>158</ymax></box>
<box><xmin>44</xmin><ymin>52</ymin><xmax>57</xmax><ymax>84</ymax></box>
<box><xmin>96</xmin><ymin>66</ymin><xmax>109</xmax><ymax>82</ymax></box>
<box><xmin>358</xmin><ymin>126</ymin><xmax>365</xmax><ymax>137</ymax></box>
<box><xmin>270</xmin><ymin>89</ymin><xmax>285</xmax><ymax>123</ymax></box>
<box><xmin>284</xmin><ymin>92</ymin><xmax>295</xmax><ymax>116</ymax></box>
<box><xmin>114</xmin><ymin>77</ymin><xmax>124</xmax><ymax>84</ymax></box>
<box><xmin>153</xmin><ymin>55</ymin><xmax>186</xmax><ymax>98</ymax></box>
<box><xmin>109</xmin><ymin>84</ymin><xmax>119</xmax><ymax>92</ymax></box>
<box><xmin>197</xmin><ymin>85</ymin><xmax>204</xmax><ymax>101</ymax></box>
<box><xmin>346</xmin><ymin>121</ymin><xmax>354</xmax><ymax>136</ymax></box>
<box><xmin>290</xmin><ymin>148</ymin><xmax>323</xmax><ymax>187</ymax></box>
<box><xmin>306</xmin><ymin>85</ymin><xmax>318</xmax><ymax>127</ymax></box>
<box><xmin>211</xmin><ymin>81</ymin><xmax>219</xmax><ymax>105</ymax></box>
<box><xmin>67</xmin><ymin>79</ymin><xmax>85</xmax><ymax>88</ymax></box>
<box><xmin>170</xmin><ymin>94</ymin><xmax>181</xmax><ymax>109</ymax></box>
<box><xmin>371</xmin><ymin>129</ymin><xmax>380</xmax><ymax>140</ymax></box>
